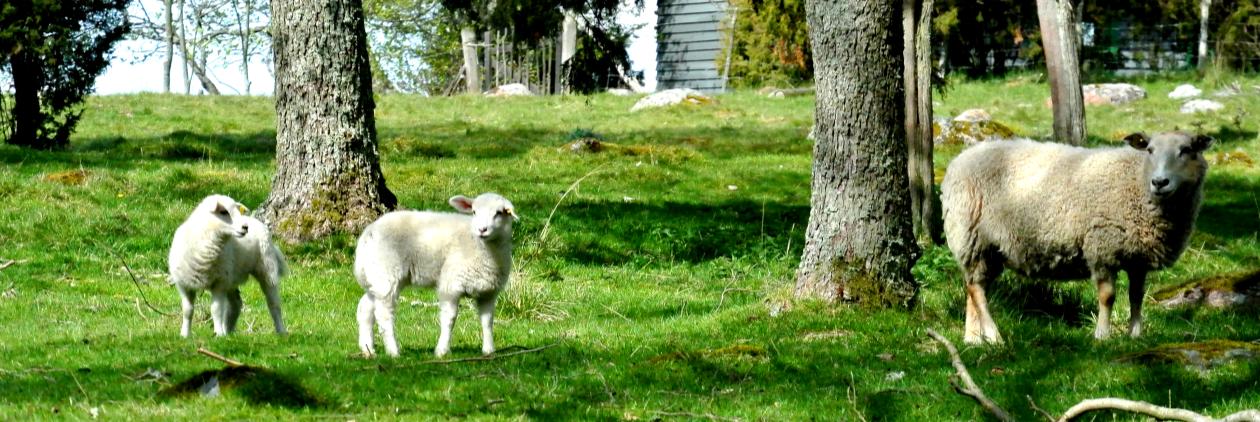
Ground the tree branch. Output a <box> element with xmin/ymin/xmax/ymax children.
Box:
<box><xmin>925</xmin><ymin>328</ymin><xmax>1015</xmax><ymax>422</ymax></box>
<box><xmin>1058</xmin><ymin>398</ymin><xmax>1260</xmax><ymax>422</ymax></box>
<box><xmin>197</xmin><ymin>347</ymin><xmax>245</xmax><ymax>367</ymax></box>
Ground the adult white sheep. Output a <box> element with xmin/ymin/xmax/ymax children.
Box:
<box><xmin>355</xmin><ymin>193</ymin><xmax>518</xmax><ymax>358</ymax></box>
<box><xmin>169</xmin><ymin>194</ymin><xmax>287</xmax><ymax>337</ymax></box>
<box><xmin>942</xmin><ymin>132</ymin><xmax>1213</xmax><ymax>344</ymax></box>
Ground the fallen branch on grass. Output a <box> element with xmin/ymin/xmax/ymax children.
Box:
<box><xmin>412</xmin><ymin>343</ymin><xmax>560</xmax><ymax>366</ymax></box>
<box><xmin>1057</xmin><ymin>399</ymin><xmax>1260</xmax><ymax>422</ymax></box>
<box><xmin>652</xmin><ymin>411</ymin><xmax>741</xmax><ymax>422</ymax></box>
<box><xmin>197</xmin><ymin>347</ymin><xmax>245</xmax><ymax>367</ymax></box>
<box><xmin>0</xmin><ymin>259</ymin><xmax>19</xmax><ymax>271</ymax></box>
<box><xmin>925</xmin><ymin>328</ymin><xmax>1014</xmax><ymax>422</ymax></box>
<box><xmin>926</xmin><ymin>329</ymin><xmax>1260</xmax><ymax>422</ymax></box>
<box><xmin>98</xmin><ymin>242</ymin><xmax>176</xmax><ymax>317</ymax></box>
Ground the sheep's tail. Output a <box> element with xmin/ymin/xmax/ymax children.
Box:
<box><xmin>262</xmin><ymin>240</ymin><xmax>288</xmax><ymax>286</ymax></box>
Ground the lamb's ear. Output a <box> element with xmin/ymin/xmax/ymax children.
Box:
<box><xmin>1191</xmin><ymin>134</ymin><xmax>1214</xmax><ymax>152</ymax></box>
<box><xmin>448</xmin><ymin>195</ymin><xmax>475</xmax><ymax>214</ymax></box>
<box><xmin>1123</xmin><ymin>132</ymin><xmax>1149</xmax><ymax>150</ymax></box>
<box><xmin>213</xmin><ymin>202</ymin><xmax>228</xmax><ymax>215</ymax></box>
<box><xmin>236</xmin><ymin>203</ymin><xmax>249</xmax><ymax>214</ymax></box>
<box><xmin>505</xmin><ymin>207</ymin><xmax>519</xmax><ymax>222</ymax></box>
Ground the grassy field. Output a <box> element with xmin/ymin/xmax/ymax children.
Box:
<box><xmin>1</xmin><ymin>74</ymin><xmax>1258</xmax><ymax>420</ymax></box>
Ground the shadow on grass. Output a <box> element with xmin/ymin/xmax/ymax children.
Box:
<box><xmin>522</xmin><ymin>199</ymin><xmax>809</xmax><ymax>266</ymax></box>
<box><xmin>0</xmin><ymin>130</ymin><xmax>278</xmax><ymax>166</ymax></box>
<box><xmin>1198</xmin><ymin>172</ymin><xmax>1260</xmax><ymax>242</ymax></box>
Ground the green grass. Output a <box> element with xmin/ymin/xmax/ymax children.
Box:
<box><xmin>1</xmin><ymin>76</ymin><xmax>1258</xmax><ymax>420</ymax></box>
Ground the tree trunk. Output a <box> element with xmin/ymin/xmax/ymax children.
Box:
<box><xmin>163</xmin><ymin>0</ymin><xmax>174</xmax><ymax>93</ymax></box>
<box><xmin>179</xmin><ymin>0</ymin><xmax>191</xmax><ymax>94</ymax></box>
<box><xmin>1198</xmin><ymin>0</ymin><xmax>1212</xmax><ymax>69</ymax></box>
<box><xmin>796</xmin><ymin>0</ymin><xmax>919</xmax><ymax>307</ymax></box>
<box><xmin>461</xmin><ymin>26</ymin><xmax>480</xmax><ymax>94</ymax></box>
<box><xmin>902</xmin><ymin>0</ymin><xmax>940</xmax><ymax>245</ymax></box>
<box><xmin>259</xmin><ymin>0</ymin><xmax>397</xmax><ymax>241</ymax></box>
<box><xmin>7</xmin><ymin>51</ymin><xmax>48</xmax><ymax>149</ymax></box>
<box><xmin>1036</xmin><ymin>0</ymin><xmax>1085</xmax><ymax>145</ymax></box>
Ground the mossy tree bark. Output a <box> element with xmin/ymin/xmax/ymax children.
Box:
<box><xmin>795</xmin><ymin>0</ymin><xmax>919</xmax><ymax>307</ymax></box>
<box><xmin>258</xmin><ymin>0</ymin><xmax>397</xmax><ymax>242</ymax></box>
<box><xmin>1036</xmin><ymin>0</ymin><xmax>1086</xmax><ymax>146</ymax></box>
<box><xmin>902</xmin><ymin>0</ymin><xmax>941</xmax><ymax>245</ymax></box>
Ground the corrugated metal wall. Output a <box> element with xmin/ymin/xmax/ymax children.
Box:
<box><xmin>656</xmin><ymin>0</ymin><xmax>727</xmax><ymax>92</ymax></box>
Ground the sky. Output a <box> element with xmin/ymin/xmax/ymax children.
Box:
<box><xmin>93</xmin><ymin>0</ymin><xmax>658</xmax><ymax>95</ymax></box>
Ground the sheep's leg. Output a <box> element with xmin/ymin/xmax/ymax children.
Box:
<box><xmin>435</xmin><ymin>295</ymin><xmax>460</xmax><ymax>357</ymax></box>
<box><xmin>177</xmin><ymin>285</ymin><xmax>197</xmax><ymax>338</ymax></box>
<box><xmin>963</xmin><ymin>258</ymin><xmax>1003</xmax><ymax>344</ymax></box>
<box><xmin>225</xmin><ymin>288</ymin><xmax>243</xmax><ymax>334</ymax></box>
<box><xmin>476</xmin><ymin>295</ymin><xmax>498</xmax><ymax>355</ymax></box>
<box><xmin>259</xmin><ymin>278</ymin><xmax>287</xmax><ymax>335</ymax></box>
<box><xmin>357</xmin><ymin>293</ymin><xmax>377</xmax><ymax>357</ymax></box>
<box><xmin>209</xmin><ymin>290</ymin><xmax>230</xmax><ymax>336</ymax></box>
<box><xmin>1126</xmin><ymin>269</ymin><xmax>1147</xmax><ymax>337</ymax></box>
<box><xmin>373</xmin><ymin>292</ymin><xmax>400</xmax><ymax>357</ymax></box>
<box><xmin>1093</xmin><ymin>271</ymin><xmax>1117</xmax><ymax>340</ymax></box>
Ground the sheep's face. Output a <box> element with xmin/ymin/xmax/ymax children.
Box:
<box><xmin>195</xmin><ymin>194</ymin><xmax>249</xmax><ymax>238</ymax></box>
<box><xmin>1126</xmin><ymin>132</ymin><xmax>1212</xmax><ymax>202</ymax></box>
<box><xmin>450</xmin><ymin>193</ymin><xmax>517</xmax><ymax>241</ymax></box>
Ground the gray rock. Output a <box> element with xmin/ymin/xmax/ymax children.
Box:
<box><xmin>1181</xmin><ymin>99</ymin><xmax>1225</xmax><ymax>114</ymax></box>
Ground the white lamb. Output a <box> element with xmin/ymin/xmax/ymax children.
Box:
<box><xmin>355</xmin><ymin>193</ymin><xmax>518</xmax><ymax>358</ymax></box>
<box><xmin>168</xmin><ymin>194</ymin><xmax>288</xmax><ymax>337</ymax></box>
<box><xmin>941</xmin><ymin>132</ymin><xmax>1213</xmax><ymax>344</ymax></box>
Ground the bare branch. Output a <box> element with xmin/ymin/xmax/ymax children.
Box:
<box><xmin>98</xmin><ymin>242</ymin><xmax>176</xmax><ymax>317</ymax></box>
<box><xmin>1027</xmin><ymin>395</ymin><xmax>1056</xmax><ymax>422</ymax></box>
<box><xmin>925</xmin><ymin>328</ymin><xmax>1015</xmax><ymax>422</ymax></box>
<box><xmin>1058</xmin><ymin>400</ymin><xmax>1224</xmax><ymax>422</ymax></box>
<box><xmin>197</xmin><ymin>347</ymin><xmax>245</xmax><ymax>367</ymax></box>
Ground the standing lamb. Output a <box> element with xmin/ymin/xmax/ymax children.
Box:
<box><xmin>355</xmin><ymin>193</ymin><xmax>518</xmax><ymax>358</ymax></box>
<box><xmin>942</xmin><ymin>132</ymin><xmax>1213</xmax><ymax>344</ymax></box>
<box><xmin>168</xmin><ymin>194</ymin><xmax>288</xmax><ymax>337</ymax></box>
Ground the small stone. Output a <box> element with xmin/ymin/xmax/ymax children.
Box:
<box><xmin>1081</xmin><ymin>83</ymin><xmax>1147</xmax><ymax>105</ymax></box>
<box><xmin>484</xmin><ymin>83</ymin><xmax>532</xmax><ymax>97</ymax></box>
<box><xmin>630</xmin><ymin>88</ymin><xmax>713</xmax><ymax>112</ymax></box>
<box><xmin>1180</xmin><ymin>99</ymin><xmax>1224</xmax><ymax>114</ymax></box>
<box><xmin>1169</xmin><ymin>84</ymin><xmax>1202</xmax><ymax>99</ymax></box>
<box><xmin>952</xmin><ymin>109</ymin><xmax>991</xmax><ymax>123</ymax></box>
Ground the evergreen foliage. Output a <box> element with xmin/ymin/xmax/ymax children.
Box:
<box><xmin>0</xmin><ymin>0</ymin><xmax>128</xmax><ymax>149</ymax></box>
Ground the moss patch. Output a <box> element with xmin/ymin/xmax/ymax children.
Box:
<box><xmin>1153</xmin><ymin>269</ymin><xmax>1260</xmax><ymax>307</ymax></box>
<box><xmin>44</xmin><ymin>169</ymin><xmax>90</xmax><ymax>186</ymax></box>
<box><xmin>1120</xmin><ymin>340</ymin><xmax>1260</xmax><ymax>372</ymax></box>
<box><xmin>933</xmin><ymin>120</ymin><xmax>1017</xmax><ymax>146</ymax></box>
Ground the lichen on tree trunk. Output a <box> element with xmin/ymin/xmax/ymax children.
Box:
<box><xmin>795</xmin><ymin>0</ymin><xmax>919</xmax><ymax>308</ymax></box>
<box><xmin>258</xmin><ymin>0</ymin><xmax>397</xmax><ymax>242</ymax></box>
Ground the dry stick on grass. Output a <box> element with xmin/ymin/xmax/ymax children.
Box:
<box><xmin>924</xmin><ymin>328</ymin><xmax>1015</xmax><ymax>422</ymax></box>
<box><xmin>652</xmin><ymin>411</ymin><xmax>740</xmax><ymax>422</ymax></box>
<box><xmin>197</xmin><ymin>347</ymin><xmax>245</xmax><ymax>367</ymax></box>
<box><xmin>0</xmin><ymin>259</ymin><xmax>18</xmax><ymax>271</ymax></box>
<box><xmin>1057</xmin><ymin>399</ymin><xmax>1260</xmax><ymax>422</ymax></box>
<box><xmin>1028</xmin><ymin>395</ymin><xmax>1056</xmax><ymax>422</ymax></box>
<box><xmin>99</xmin><ymin>242</ymin><xmax>176</xmax><ymax>317</ymax></box>
<box><xmin>927</xmin><ymin>329</ymin><xmax>1260</xmax><ymax>422</ymax></box>
<box><xmin>412</xmin><ymin>343</ymin><xmax>560</xmax><ymax>366</ymax></box>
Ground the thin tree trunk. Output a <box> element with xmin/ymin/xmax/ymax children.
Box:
<box><xmin>1198</xmin><ymin>0</ymin><xmax>1212</xmax><ymax>69</ymax></box>
<box><xmin>461</xmin><ymin>26</ymin><xmax>480</xmax><ymax>94</ymax></box>
<box><xmin>796</xmin><ymin>0</ymin><xmax>919</xmax><ymax>307</ymax></box>
<box><xmin>8</xmin><ymin>51</ymin><xmax>47</xmax><ymax>148</ymax></box>
<box><xmin>915</xmin><ymin>0</ymin><xmax>939</xmax><ymax>244</ymax></box>
<box><xmin>902</xmin><ymin>0</ymin><xmax>940</xmax><ymax>245</ymax></box>
<box><xmin>163</xmin><ymin>0</ymin><xmax>174</xmax><ymax>93</ymax></box>
<box><xmin>177</xmin><ymin>33</ymin><xmax>221</xmax><ymax>95</ymax></box>
<box><xmin>236</xmin><ymin>0</ymin><xmax>253</xmax><ymax>95</ymax></box>
<box><xmin>179</xmin><ymin>0</ymin><xmax>191</xmax><ymax>94</ymax></box>
<box><xmin>259</xmin><ymin>0</ymin><xmax>397</xmax><ymax>241</ymax></box>
<box><xmin>1036</xmin><ymin>0</ymin><xmax>1085</xmax><ymax>145</ymax></box>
